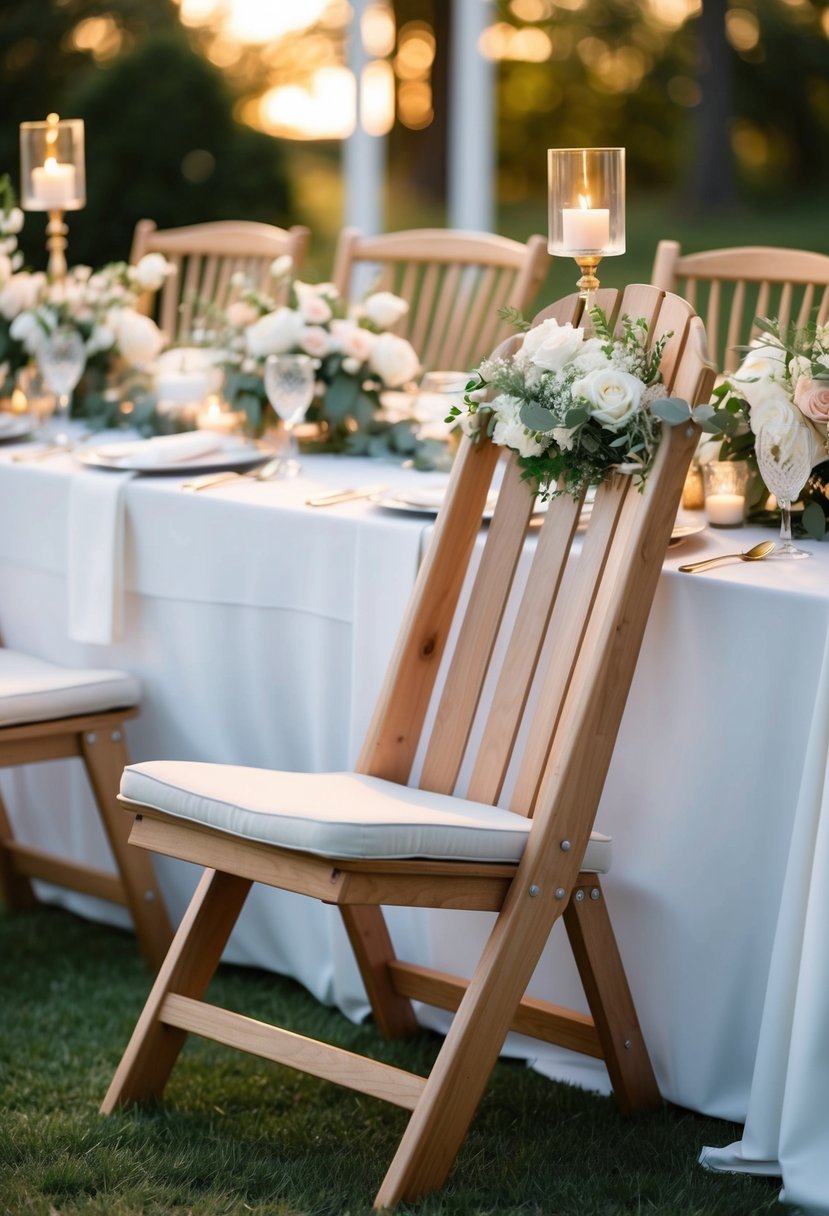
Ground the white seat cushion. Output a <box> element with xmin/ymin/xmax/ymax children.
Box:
<box><xmin>0</xmin><ymin>649</ymin><xmax>141</xmax><ymax>727</ymax></box>
<box><xmin>121</xmin><ymin>761</ymin><xmax>611</xmax><ymax>871</ymax></box>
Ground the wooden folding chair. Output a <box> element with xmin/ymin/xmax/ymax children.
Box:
<box><xmin>130</xmin><ymin>218</ymin><xmax>311</xmax><ymax>344</ymax></box>
<box><xmin>0</xmin><ymin>650</ymin><xmax>172</xmax><ymax>969</ymax></box>
<box><xmin>331</xmin><ymin>227</ymin><xmax>550</xmax><ymax>372</ymax></box>
<box><xmin>651</xmin><ymin>240</ymin><xmax>829</xmax><ymax>373</ymax></box>
<box><xmin>101</xmin><ymin>284</ymin><xmax>715</xmax><ymax>1208</ymax></box>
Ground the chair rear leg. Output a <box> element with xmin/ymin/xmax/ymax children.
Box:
<box><xmin>101</xmin><ymin>867</ymin><xmax>251</xmax><ymax>1112</ymax></box>
<box><xmin>0</xmin><ymin>787</ymin><xmax>38</xmax><ymax>910</ymax></box>
<box><xmin>563</xmin><ymin>876</ymin><xmax>660</xmax><ymax>1114</ymax></box>
<box><xmin>80</xmin><ymin>726</ymin><xmax>173</xmax><ymax>969</ymax></box>
<box><xmin>340</xmin><ymin>905</ymin><xmax>418</xmax><ymax>1039</ymax></box>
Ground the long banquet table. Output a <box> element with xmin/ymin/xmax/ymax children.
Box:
<box><xmin>2</xmin><ymin>431</ymin><xmax>828</xmax><ymax>1210</ymax></box>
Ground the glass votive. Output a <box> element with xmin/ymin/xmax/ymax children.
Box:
<box><xmin>415</xmin><ymin>370</ymin><xmax>468</xmax><ymax>440</ymax></box>
<box><xmin>702</xmin><ymin>461</ymin><xmax>749</xmax><ymax>527</ymax></box>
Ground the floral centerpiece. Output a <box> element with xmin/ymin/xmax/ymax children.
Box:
<box><xmin>449</xmin><ymin>308</ymin><xmax>708</xmax><ymax>498</ymax></box>
<box><xmin>199</xmin><ymin>268</ymin><xmax>441</xmax><ymax>462</ymax></box>
<box><xmin>711</xmin><ymin>317</ymin><xmax>829</xmax><ymax>539</ymax></box>
<box><xmin>0</xmin><ymin>174</ymin><xmax>171</xmax><ymax>427</ymax></box>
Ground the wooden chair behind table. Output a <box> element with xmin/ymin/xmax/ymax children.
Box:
<box><xmin>101</xmin><ymin>284</ymin><xmax>715</xmax><ymax>1209</ymax></box>
<box><xmin>331</xmin><ymin>227</ymin><xmax>550</xmax><ymax>372</ymax></box>
<box><xmin>0</xmin><ymin>649</ymin><xmax>172</xmax><ymax>969</ymax></box>
<box><xmin>651</xmin><ymin>240</ymin><xmax>829</xmax><ymax>374</ymax></box>
<box><xmin>130</xmin><ymin>219</ymin><xmax>311</xmax><ymax>344</ymax></box>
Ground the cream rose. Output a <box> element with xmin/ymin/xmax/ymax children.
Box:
<box><xmin>245</xmin><ymin>307</ymin><xmax>304</xmax><ymax>359</ymax></box>
<box><xmin>225</xmin><ymin>300</ymin><xmax>260</xmax><ymax>330</ymax></box>
<box><xmin>521</xmin><ymin>319</ymin><xmax>584</xmax><ymax>372</ymax></box>
<box><xmin>368</xmin><ymin>332</ymin><xmax>420</xmax><ymax>387</ymax></box>
<box><xmin>132</xmin><ymin>252</ymin><xmax>171</xmax><ymax>292</ymax></box>
<box><xmin>572</xmin><ymin>367</ymin><xmax>644</xmax><ymax>429</ymax></box>
<box><xmin>300</xmin><ymin>325</ymin><xmax>332</xmax><ymax>358</ymax></box>
<box><xmin>0</xmin><ymin>271</ymin><xmax>44</xmax><ymax>320</ymax></box>
<box><xmin>330</xmin><ymin>319</ymin><xmax>377</xmax><ymax>362</ymax></box>
<box><xmin>269</xmin><ymin>255</ymin><xmax>293</xmax><ymax>279</ymax></box>
<box><xmin>794</xmin><ymin>375</ymin><xmax>829</xmax><ymax>425</ymax></box>
<box><xmin>733</xmin><ymin>344</ymin><xmax>786</xmax><ymax>385</ymax></box>
<box><xmin>109</xmin><ymin>308</ymin><xmax>165</xmax><ymax>368</ymax></box>
<box><xmin>362</xmin><ymin>291</ymin><xmax>409</xmax><ymax>330</ymax></box>
<box><xmin>491</xmin><ymin>393</ymin><xmax>546</xmax><ymax>458</ymax></box>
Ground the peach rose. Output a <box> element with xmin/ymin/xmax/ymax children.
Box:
<box><xmin>794</xmin><ymin>375</ymin><xmax>829</xmax><ymax>424</ymax></box>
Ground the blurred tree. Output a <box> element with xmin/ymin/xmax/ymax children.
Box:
<box><xmin>0</xmin><ymin>2</ymin><xmax>292</xmax><ymax>269</ymax></box>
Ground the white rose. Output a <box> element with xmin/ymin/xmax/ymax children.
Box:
<box><xmin>269</xmin><ymin>255</ymin><xmax>293</xmax><ymax>279</ymax></box>
<box><xmin>298</xmin><ymin>292</ymin><xmax>332</xmax><ymax>325</ymax></box>
<box><xmin>367</xmin><ymin>332</ymin><xmax>421</xmax><ymax>387</ymax></box>
<box><xmin>109</xmin><ymin>308</ymin><xmax>165</xmax><ymax>368</ymax></box>
<box><xmin>552</xmin><ymin>426</ymin><xmax>576</xmax><ymax>451</ymax></box>
<box><xmin>491</xmin><ymin>394</ymin><xmax>546</xmax><ymax>458</ymax></box>
<box><xmin>733</xmin><ymin>344</ymin><xmax>786</xmax><ymax>385</ymax></box>
<box><xmin>1</xmin><ymin>207</ymin><xmax>24</xmax><ymax>235</ymax></box>
<box><xmin>0</xmin><ymin>271</ymin><xmax>44</xmax><ymax>320</ymax></box>
<box><xmin>521</xmin><ymin>319</ymin><xmax>584</xmax><ymax>371</ymax></box>
<box><xmin>132</xmin><ymin>252</ymin><xmax>171</xmax><ymax>292</ymax></box>
<box><xmin>9</xmin><ymin>311</ymin><xmax>43</xmax><ymax>354</ymax></box>
<box><xmin>245</xmin><ymin>307</ymin><xmax>304</xmax><ymax>359</ymax></box>
<box><xmin>300</xmin><ymin>325</ymin><xmax>332</xmax><ymax>358</ymax></box>
<box><xmin>362</xmin><ymin>291</ymin><xmax>409</xmax><ymax>330</ymax></box>
<box><xmin>573</xmin><ymin>367</ymin><xmax>644</xmax><ymax>429</ymax></box>
<box><xmin>571</xmin><ymin>337</ymin><xmax>611</xmax><ymax>374</ymax></box>
<box><xmin>748</xmin><ymin>386</ymin><xmax>802</xmax><ymax>439</ymax></box>
<box><xmin>330</xmin><ymin>319</ymin><xmax>377</xmax><ymax>362</ymax></box>
<box><xmin>86</xmin><ymin>323</ymin><xmax>116</xmax><ymax>356</ymax></box>
<box><xmin>341</xmin><ymin>355</ymin><xmax>361</xmax><ymax>375</ymax></box>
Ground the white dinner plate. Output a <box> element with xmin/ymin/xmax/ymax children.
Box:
<box><xmin>75</xmin><ymin>437</ymin><xmax>273</xmax><ymax>476</ymax></box>
<box><xmin>0</xmin><ymin>416</ymin><xmax>34</xmax><ymax>444</ymax></box>
<box><xmin>668</xmin><ymin>522</ymin><xmax>706</xmax><ymax>547</ymax></box>
<box><xmin>370</xmin><ymin>487</ymin><xmax>500</xmax><ymax>518</ymax></box>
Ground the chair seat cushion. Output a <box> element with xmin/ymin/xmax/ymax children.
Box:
<box><xmin>0</xmin><ymin>649</ymin><xmax>140</xmax><ymax>727</ymax></box>
<box><xmin>121</xmin><ymin>761</ymin><xmax>611</xmax><ymax>871</ymax></box>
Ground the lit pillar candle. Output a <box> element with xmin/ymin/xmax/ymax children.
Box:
<box><xmin>561</xmin><ymin>200</ymin><xmax>610</xmax><ymax>251</ymax></box>
<box><xmin>31</xmin><ymin>156</ymin><xmax>76</xmax><ymax>208</ymax></box>
<box><xmin>705</xmin><ymin>493</ymin><xmax>745</xmax><ymax>527</ymax></box>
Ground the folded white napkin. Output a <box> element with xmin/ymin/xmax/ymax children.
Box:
<box><xmin>98</xmin><ymin>431</ymin><xmax>229</xmax><ymax>469</ymax></box>
<box><xmin>67</xmin><ymin>471</ymin><xmax>135</xmax><ymax>644</ymax></box>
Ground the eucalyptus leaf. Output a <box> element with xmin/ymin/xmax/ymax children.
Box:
<box><xmin>519</xmin><ymin>400</ymin><xmax>556</xmax><ymax>431</ymax></box>
<box><xmin>801</xmin><ymin>502</ymin><xmax>827</xmax><ymax>540</ymax></box>
<box><xmin>650</xmin><ymin>397</ymin><xmax>691</xmax><ymax>425</ymax></box>
<box><xmin>609</xmin><ymin>434</ymin><xmax>629</xmax><ymax>448</ymax></box>
<box><xmin>564</xmin><ymin>406</ymin><xmax>588</xmax><ymax>428</ymax></box>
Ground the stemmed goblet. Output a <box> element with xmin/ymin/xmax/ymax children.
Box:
<box><xmin>36</xmin><ymin>325</ymin><xmax>86</xmax><ymax>446</ymax></box>
<box><xmin>263</xmin><ymin>353</ymin><xmax>315</xmax><ymax>479</ymax></box>
<box><xmin>755</xmin><ymin>425</ymin><xmax>813</xmax><ymax>560</ymax></box>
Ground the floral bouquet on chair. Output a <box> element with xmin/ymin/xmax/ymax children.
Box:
<box><xmin>449</xmin><ymin>308</ymin><xmax>709</xmax><ymax>498</ymax></box>
<box><xmin>710</xmin><ymin>317</ymin><xmax>829</xmax><ymax>539</ymax></box>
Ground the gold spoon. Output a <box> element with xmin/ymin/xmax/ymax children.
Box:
<box><xmin>679</xmin><ymin>539</ymin><xmax>776</xmax><ymax>573</ymax></box>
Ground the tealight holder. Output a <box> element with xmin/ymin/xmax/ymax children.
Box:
<box><xmin>547</xmin><ymin>147</ymin><xmax>625</xmax><ymax>324</ymax></box>
<box><xmin>20</xmin><ymin>113</ymin><xmax>86</xmax><ymax>281</ymax></box>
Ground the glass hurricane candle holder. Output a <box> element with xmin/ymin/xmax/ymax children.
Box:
<box><xmin>702</xmin><ymin>460</ymin><xmax>749</xmax><ymax>528</ymax></box>
<box><xmin>547</xmin><ymin>147</ymin><xmax>625</xmax><ymax>320</ymax></box>
<box><xmin>20</xmin><ymin>113</ymin><xmax>86</xmax><ymax>280</ymax></box>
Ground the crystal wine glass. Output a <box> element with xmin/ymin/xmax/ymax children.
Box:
<box><xmin>263</xmin><ymin>353</ymin><xmax>315</xmax><ymax>478</ymax></box>
<box><xmin>36</xmin><ymin>325</ymin><xmax>86</xmax><ymax>446</ymax></box>
<box><xmin>755</xmin><ymin>425</ymin><xmax>813</xmax><ymax>559</ymax></box>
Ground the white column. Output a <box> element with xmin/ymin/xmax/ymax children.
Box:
<box><xmin>344</xmin><ymin>0</ymin><xmax>386</xmax><ymax>238</ymax></box>
<box><xmin>448</xmin><ymin>0</ymin><xmax>495</xmax><ymax>233</ymax></box>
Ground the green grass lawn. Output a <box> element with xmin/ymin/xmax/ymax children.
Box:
<box><xmin>0</xmin><ymin>903</ymin><xmax>786</xmax><ymax>1216</ymax></box>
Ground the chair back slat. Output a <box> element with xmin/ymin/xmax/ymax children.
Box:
<box><xmin>130</xmin><ymin>219</ymin><xmax>310</xmax><ymax>345</ymax></box>
<box><xmin>332</xmin><ymin>228</ymin><xmax>550</xmax><ymax>374</ymax></box>
<box><xmin>651</xmin><ymin>241</ymin><xmax>829</xmax><ymax>374</ymax></box>
<box><xmin>359</xmin><ymin>286</ymin><xmax>716</xmax><ymax>851</ymax></box>
<box><xmin>418</xmin><ymin>452</ymin><xmax>538</xmax><ymax>795</ymax></box>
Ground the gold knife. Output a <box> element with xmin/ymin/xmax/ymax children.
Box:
<box><xmin>305</xmin><ymin>483</ymin><xmax>388</xmax><ymax>507</ymax></box>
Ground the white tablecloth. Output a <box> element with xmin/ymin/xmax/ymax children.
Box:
<box><xmin>2</xmin><ymin>433</ymin><xmax>829</xmax><ymax>1211</ymax></box>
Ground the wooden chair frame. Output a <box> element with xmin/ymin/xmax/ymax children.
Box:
<box><xmin>331</xmin><ymin>227</ymin><xmax>550</xmax><ymax>372</ymax></box>
<box><xmin>651</xmin><ymin>239</ymin><xmax>829</xmax><ymax>373</ymax></box>
<box><xmin>102</xmin><ymin>285</ymin><xmax>715</xmax><ymax>1207</ymax></box>
<box><xmin>0</xmin><ymin>707</ymin><xmax>172</xmax><ymax>970</ymax></box>
<box><xmin>130</xmin><ymin>218</ymin><xmax>311</xmax><ymax>344</ymax></box>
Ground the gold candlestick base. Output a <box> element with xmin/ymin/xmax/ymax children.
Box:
<box><xmin>574</xmin><ymin>254</ymin><xmax>602</xmax><ymax>333</ymax></box>
<box><xmin>46</xmin><ymin>208</ymin><xmax>68</xmax><ymax>280</ymax></box>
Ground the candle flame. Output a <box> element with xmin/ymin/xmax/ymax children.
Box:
<box><xmin>578</xmin><ymin>192</ymin><xmax>592</xmax><ymax>210</ymax></box>
<box><xmin>43</xmin><ymin>156</ymin><xmax>58</xmax><ymax>174</ymax></box>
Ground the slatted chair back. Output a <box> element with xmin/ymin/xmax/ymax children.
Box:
<box><xmin>102</xmin><ymin>285</ymin><xmax>715</xmax><ymax>1210</ymax></box>
<box><xmin>130</xmin><ymin>219</ymin><xmax>310</xmax><ymax>344</ymax></box>
<box><xmin>651</xmin><ymin>240</ymin><xmax>829</xmax><ymax>373</ymax></box>
<box><xmin>331</xmin><ymin>227</ymin><xmax>550</xmax><ymax>373</ymax></box>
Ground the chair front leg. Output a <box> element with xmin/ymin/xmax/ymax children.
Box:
<box><xmin>0</xmin><ymin>786</ymin><xmax>38</xmax><ymax>910</ymax></box>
